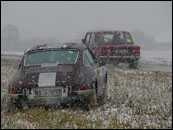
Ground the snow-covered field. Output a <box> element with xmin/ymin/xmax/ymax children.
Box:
<box><xmin>141</xmin><ymin>50</ymin><xmax>172</xmax><ymax>65</ymax></box>
<box><xmin>1</xmin><ymin>61</ymin><xmax>172</xmax><ymax>129</ymax></box>
<box><xmin>1</xmin><ymin>51</ymin><xmax>24</xmax><ymax>56</ymax></box>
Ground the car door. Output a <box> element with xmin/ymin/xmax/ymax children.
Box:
<box><xmin>84</xmin><ymin>33</ymin><xmax>99</xmax><ymax>59</ymax></box>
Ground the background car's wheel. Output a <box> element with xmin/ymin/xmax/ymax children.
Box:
<box><xmin>105</xmin><ymin>72</ymin><xmax>108</xmax><ymax>84</ymax></box>
<box><xmin>99</xmin><ymin>60</ymin><xmax>105</xmax><ymax>66</ymax></box>
<box><xmin>129</xmin><ymin>59</ymin><xmax>138</xmax><ymax>69</ymax></box>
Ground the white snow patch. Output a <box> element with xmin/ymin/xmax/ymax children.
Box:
<box><xmin>17</xmin><ymin>119</ymin><xmax>37</xmax><ymax>129</ymax></box>
<box><xmin>141</xmin><ymin>50</ymin><xmax>172</xmax><ymax>65</ymax></box>
<box><xmin>1</xmin><ymin>51</ymin><xmax>24</xmax><ymax>56</ymax></box>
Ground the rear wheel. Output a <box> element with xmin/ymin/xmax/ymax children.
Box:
<box><xmin>97</xmin><ymin>81</ymin><xmax>107</xmax><ymax>106</ymax></box>
<box><xmin>6</xmin><ymin>97</ymin><xmax>24</xmax><ymax>111</ymax></box>
<box><xmin>129</xmin><ymin>59</ymin><xmax>138</xmax><ymax>69</ymax></box>
<box><xmin>99</xmin><ymin>60</ymin><xmax>105</xmax><ymax>66</ymax></box>
<box><xmin>5</xmin><ymin>97</ymin><xmax>15</xmax><ymax>112</ymax></box>
<box><xmin>15</xmin><ymin>99</ymin><xmax>28</xmax><ymax>110</ymax></box>
<box><xmin>97</xmin><ymin>95</ymin><xmax>105</xmax><ymax>106</ymax></box>
<box><xmin>88</xmin><ymin>82</ymin><xmax>97</xmax><ymax>109</ymax></box>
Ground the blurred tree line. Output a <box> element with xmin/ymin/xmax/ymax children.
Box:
<box><xmin>131</xmin><ymin>29</ymin><xmax>172</xmax><ymax>50</ymax></box>
<box><xmin>131</xmin><ymin>29</ymin><xmax>157</xmax><ymax>50</ymax></box>
<box><xmin>1</xmin><ymin>24</ymin><xmax>58</xmax><ymax>52</ymax></box>
<box><xmin>1</xmin><ymin>24</ymin><xmax>171</xmax><ymax>52</ymax></box>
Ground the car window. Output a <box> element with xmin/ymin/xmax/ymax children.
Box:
<box><xmin>97</xmin><ymin>32</ymin><xmax>133</xmax><ymax>43</ymax></box>
<box><xmin>25</xmin><ymin>49</ymin><xmax>79</xmax><ymax>65</ymax></box>
<box><xmin>83</xmin><ymin>49</ymin><xmax>95</xmax><ymax>66</ymax></box>
<box><xmin>90</xmin><ymin>33</ymin><xmax>95</xmax><ymax>44</ymax></box>
<box><xmin>113</xmin><ymin>32</ymin><xmax>125</xmax><ymax>43</ymax></box>
<box><xmin>85</xmin><ymin>33</ymin><xmax>90</xmax><ymax>43</ymax></box>
<box><xmin>124</xmin><ymin>32</ymin><xmax>133</xmax><ymax>43</ymax></box>
<box><xmin>83</xmin><ymin>53</ymin><xmax>90</xmax><ymax>65</ymax></box>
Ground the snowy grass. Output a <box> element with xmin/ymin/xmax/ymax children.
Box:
<box><xmin>107</xmin><ymin>64</ymin><xmax>172</xmax><ymax>128</ymax></box>
<box><xmin>1</xmin><ymin>61</ymin><xmax>172</xmax><ymax>129</ymax></box>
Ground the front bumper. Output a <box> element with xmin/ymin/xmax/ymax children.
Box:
<box><xmin>8</xmin><ymin>89</ymin><xmax>93</xmax><ymax>106</ymax></box>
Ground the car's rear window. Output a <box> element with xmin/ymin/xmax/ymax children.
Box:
<box><xmin>97</xmin><ymin>32</ymin><xmax>133</xmax><ymax>43</ymax></box>
<box><xmin>25</xmin><ymin>49</ymin><xmax>79</xmax><ymax>66</ymax></box>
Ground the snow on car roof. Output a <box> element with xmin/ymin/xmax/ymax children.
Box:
<box><xmin>87</xmin><ymin>30</ymin><xmax>130</xmax><ymax>33</ymax></box>
<box><xmin>24</xmin><ymin>43</ymin><xmax>86</xmax><ymax>54</ymax></box>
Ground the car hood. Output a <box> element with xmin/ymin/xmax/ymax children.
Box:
<box><xmin>23</xmin><ymin>65</ymin><xmax>78</xmax><ymax>87</ymax></box>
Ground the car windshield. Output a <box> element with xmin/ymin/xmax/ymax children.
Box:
<box><xmin>25</xmin><ymin>49</ymin><xmax>79</xmax><ymax>66</ymax></box>
<box><xmin>97</xmin><ymin>32</ymin><xmax>133</xmax><ymax>43</ymax></box>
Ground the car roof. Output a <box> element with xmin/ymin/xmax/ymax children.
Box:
<box><xmin>87</xmin><ymin>30</ymin><xmax>130</xmax><ymax>33</ymax></box>
<box><xmin>24</xmin><ymin>43</ymin><xmax>86</xmax><ymax>54</ymax></box>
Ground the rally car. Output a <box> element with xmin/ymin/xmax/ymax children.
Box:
<box><xmin>82</xmin><ymin>30</ymin><xmax>141</xmax><ymax>68</ymax></box>
<box><xmin>8</xmin><ymin>43</ymin><xmax>107</xmax><ymax>109</ymax></box>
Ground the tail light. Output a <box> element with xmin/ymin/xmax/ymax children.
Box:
<box><xmin>107</xmin><ymin>49</ymin><xmax>111</xmax><ymax>53</ymax></box>
<box><xmin>132</xmin><ymin>49</ymin><xmax>140</xmax><ymax>54</ymax></box>
<box><xmin>102</xmin><ymin>49</ymin><xmax>112</xmax><ymax>53</ymax></box>
<box><xmin>78</xmin><ymin>85</ymin><xmax>88</xmax><ymax>90</ymax></box>
<box><xmin>132</xmin><ymin>49</ymin><xmax>137</xmax><ymax>53</ymax></box>
<box><xmin>10</xmin><ymin>88</ymin><xmax>17</xmax><ymax>94</ymax></box>
<box><xmin>103</xmin><ymin>50</ymin><xmax>106</xmax><ymax>53</ymax></box>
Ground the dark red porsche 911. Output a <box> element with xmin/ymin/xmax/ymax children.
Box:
<box><xmin>8</xmin><ymin>43</ymin><xmax>107</xmax><ymax>109</ymax></box>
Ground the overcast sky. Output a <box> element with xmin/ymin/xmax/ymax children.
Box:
<box><xmin>1</xmin><ymin>1</ymin><xmax>172</xmax><ymax>42</ymax></box>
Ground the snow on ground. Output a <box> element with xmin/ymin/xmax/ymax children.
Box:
<box><xmin>1</xmin><ymin>49</ymin><xmax>172</xmax><ymax>128</ymax></box>
<box><xmin>141</xmin><ymin>49</ymin><xmax>172</xmax><ymax>65</ymax></box>
<box><xmin>1</xmin><ymin>51</ymin><xmax>24</xmax><ymax>56</ymax></box>
<box><xmin>1</xmin><ymin>61</ymin><xmax>172</xmax><ymax>129</ymax></box>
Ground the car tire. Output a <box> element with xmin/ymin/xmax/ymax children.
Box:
<box><xmin>14</xmin><ymin>100</ymin><xmax>24</xmax><ymax>110</ymax></box>
<box><xmin>88</xmin><ymin>82</ymin><xmax>97</xmax><ymax>109</ymax></box>
<box><xmin>5</xmin><ymin>97</ymin><xmax>14</xmax><ymax>112</ymax></box>
<box><xmin>98</xmin><ymin>82</ymin><xmax>107</xmax><ymax>106</ymax></box>
<box><xmin>97</xmin><ymin>95</ymin><xmax>104</xmax><ymax>106</ymax></box>
<box><xmin>99</xmin><ymin>61</ymin><xmax>105</xmax><ymax>66</ymax></box>
<box><xmin>129</xmin><ymin>59</ymin><xmax>138</xmax><ymax>69</ymax></box>
<box><xmin>15</xmin><ymin>98</ymin><xmax>29</xmax><ymax>110</ymax></box>
<box><xmin>105</xmin><ymin>72</ymin><xmax>108</xmax><ymax>84</ymax></box>
<box><xmin>6</xmin><ymin>97</ymin><xmax>24</xmax><ymax>111</ymax></box>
